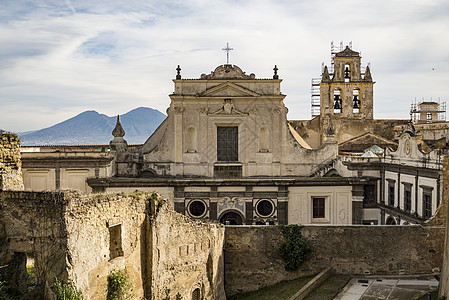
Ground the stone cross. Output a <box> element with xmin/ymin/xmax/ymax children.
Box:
<box><xmin>273</xmin><ymin>65</ymin><xmax>279</xmax><ymax>79</ymax></box>
<box><xmin>222</xmin><ymin>42</ymin><xmax>233</xmax><ymax>64</ymax></box>
<box><xmin>176</xmin><ymin>65</ymin><xmax>181</xmax><ymax>79</ymax></box>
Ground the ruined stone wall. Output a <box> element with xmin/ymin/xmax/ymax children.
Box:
<box><xmin>0</xmin><ymin>132</ymin><xmax>24</xmax><ymax>191</ymax></box>
<box><xmin>225</xmin><ymin>225</ymin><xmax>444</xmax><ymax>296</ymax></box>
<box><xmin>0</xmin><ymin>191</ymin><xmax>68</xmax><ymax>298</ymax></box>
<box><xmin>64</xmin><ymin>191</ymin><xmax>149</xmax><ymax>300</ymax></box>
<box><xmin>149</xmin><ymin>203</ymin><xmax>226</xmax><ymax>300</ymax></box>
<box><xmin>0</xmin><ymin>189</ymin><xmax>225</xmax><ymax>299</ymax></box>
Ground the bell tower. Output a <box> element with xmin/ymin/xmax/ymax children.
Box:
<box><xmin>319</xmin><ymin>45</ymin><xmax>374</xmax><ymax>120</ymax></box>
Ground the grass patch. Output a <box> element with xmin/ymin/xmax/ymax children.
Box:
<box><xmin>304</xmin><ymin>275</ymin><xmax>351</xmax><ymax>300</ymax></box>
<box><xmin>227</xmin><ymin>275</ymin><xmax>315</xmax><ymax>300</ymax></box>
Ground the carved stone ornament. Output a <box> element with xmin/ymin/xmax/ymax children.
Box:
<box><xmin>174</xmin><ymin>107</ymin><xmax>184</xmax><ymax>114</ymax></box>
<box><xmin>112</xmin><ymin>115</ymin><xmax>125</xmax><ymax>138</ymax></box>
<box><xmin>248</xmin><ymin>107</ymin><xmax>259</xmax><ymax>114</ymax></box>
<box><xmin>218</xmin><ymin>197</ymin><xmax>245</xmax><ymax>208</ymax></box>
<box><xmin>199</xmin><ymin>107</ymin><xmax>209</xmax><ymax>114</ymax></box>
<box><xmin>272</xmin><ymin>107</ymin><xmax>282</xmax><ymax>114</ymax></box>
<box><xmin>208</xmin><ymin>99</ymin><xmax>248</xmax><ymax>116</ymax></box>
<box><xmin>201</xmin><ymin>64</ymin><xmax>255</xmax><ymax>80</ymax></box>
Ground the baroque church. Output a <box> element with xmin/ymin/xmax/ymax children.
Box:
<box><xmin>20</xmin><ymin>45</ymin><xmax>444</xmax><ymax>226</ymax></box>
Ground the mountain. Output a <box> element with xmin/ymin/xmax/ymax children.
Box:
<box><xmin>20</xmin><ymin>107</ymin><xmax>166</xmax><ymax>145</ymax></box>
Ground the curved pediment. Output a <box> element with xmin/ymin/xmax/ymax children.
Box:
<box><xmin>200</xmin><ymin>64</ymin><xmax>255</xmax><ymax>80</ymax></box>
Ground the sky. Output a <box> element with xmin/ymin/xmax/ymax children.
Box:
<box><xmin>1</xmin><ymin>0</ymin><xmax>449</xmax><ymax>132</ymax></box>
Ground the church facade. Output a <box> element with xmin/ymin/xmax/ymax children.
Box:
<box><xmin>20</xmin><ymin>45</ymin><xmax>444</xmax><ymax>226</ymax></box>
<box><xmin>88</xmin><ymin>63</ymin><xmax>365</xmax><ymax>225</ymax></box>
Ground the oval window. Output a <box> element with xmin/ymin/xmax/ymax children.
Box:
<box><xmin>256</xmin><ymin>200</ymin><xmax>274</xmax><ymax>217</ymax></box>
<box><xmin>189</xmin><ymin>200</ymin><xmax>206</xmax><ymax>217</ymax></box>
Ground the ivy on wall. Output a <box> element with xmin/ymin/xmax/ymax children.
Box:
<box><xmin>278</xmin><ymin>225</ymin><xmax>311</xmax><ymax>271</ymax></box>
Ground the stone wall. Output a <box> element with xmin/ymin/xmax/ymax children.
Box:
<box><xmin>149</xmin><ymin>202</ymin><xmax>225</xmax><ymax>300</ymax></box>
<box><xmin>0</xmin><ymin>132</ymin><xmax>24</xmax><ymax>191</ymax></box>
<box><xmin>0</xmin><ymin>190</ymin><xmax>225</xmax><ymax>300</ymax></box>
<box><xmin>64</xmin><ymin>191</ymin><xmax>149</xmax><ymax>299</ymax></box>
<box><xmin>0</xmin><ymin>191</ymin><xmax>68</xmax><ymax>298</ymax></box>
<box><xmin>224</xmin><ymin>225</ymin><xmax>444</xmax><ymax>296</ymax></box>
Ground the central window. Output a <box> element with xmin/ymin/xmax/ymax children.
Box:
<box><xmin>217</xmin><ymin>126</ymin><xmax>238</xmax><ymax>161</ymax></box>
<box><xmin>313</xmin><ymin>197</ymin><xmax>325</xmax><ymax>218</ymax></box>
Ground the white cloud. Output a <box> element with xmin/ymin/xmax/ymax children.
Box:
<box><xmin>1</xmin><ymin>0</ymin><xmax>449</xmax><ymax>131</ymax></box>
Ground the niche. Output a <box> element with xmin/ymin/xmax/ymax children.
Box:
<box><xmin>186</xmin><ymin>127</ymin><xmax>198</xmax><ymax>153</ymax></box>
<box><xmin>259</xmin><ymin>127</ymin><xmax>270</xmax><ymax>152</ymax></box>
<box><xmin>109</xmin><ymin>223</ymin><xmax>124</xmax><ymax>260</ymax></box>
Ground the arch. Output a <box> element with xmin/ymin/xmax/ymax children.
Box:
<box><xmin>259</xmin><ymin>127</ymin><xmax>270</xmax><ymax>152</ymax></box>
<box><xmin>353</xmin><ymin>89</ymin><xmax>360</xmax><ymax>114</ymax></box>
<box><xmin>344</xmin><ymin>63</ymin><xmax>351</xmax><ymax>82</ymax></box>
<box><xmin>386</xmin><ymin>216</ymin><xmax>397</xmax><ymax>225</ymax></box>
<box><xmin>191</xmin><ymin>287</ymin><xmax>201</xmax><ymax>300</ymax></box>
<box><xmin>333</xmin><ymin>88</ymin><xmax>342</xmax><ymax>114</ymax></box>
<box><xmin>219</xmin><ymin>209</ymin><xmax>244</xmax><ymax>225</ymax></box>
<box><xmin>139</xmin><ymin>169</ymin><xmax>156</xmax><ymax>178</ymax></box>
<box><xmin>186</xmin><ymin>127</ymin><xmax>198</xmax><ymax>153</ymax></box>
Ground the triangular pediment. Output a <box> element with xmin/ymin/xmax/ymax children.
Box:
<box><xmin>339</xmin><ymin>132</ymin><xmax>397</xmax><ymax>152</ymax></box>
<box><xmin>198</xmin><ymin>82</ymin><xmax>260</xmax><ymax>97</ymax></box>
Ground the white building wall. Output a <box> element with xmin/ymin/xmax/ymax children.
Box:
<box><xmin>288</xmin><ymin>186</ymin><xmax>352</xmax><ymax>225</ymax></box>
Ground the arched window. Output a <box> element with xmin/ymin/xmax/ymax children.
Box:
<box><xmin>333</xmin><ymin>89</ymin><xmax>342</xmax><ymax>114</ymax></box>
<box><xmin>186</xmin><ymin>127</ymin><xmax>197</xmax><ymax>153</ymax></box>
<box><xmin>344</xmin><ymin>63</ymin><xmax>351</xmax><ymax>82</ymax></box>
<box><xmin>353</xmin><ymin>89</ymin><xmax>360</xmax><ymax>114</ymax></box>
<box><xmin>259</xmin><ymin>127</ymin><xmax>270</xmax><ymax>152</ymax></box>
<box><xmin>192</xmin><ymin>288</ymin><xmax>201</xmax><ymax>300</ymax></box>
<box><xmin>386</xmin><ymin>216</ymin><xmax>397</xmax><ymax>225</ymax></box>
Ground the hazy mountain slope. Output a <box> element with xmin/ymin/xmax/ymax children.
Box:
<box><xmin>20</xmin><ymin>107</ymin><xmax>166</xmax><ymax>145</ymax></box>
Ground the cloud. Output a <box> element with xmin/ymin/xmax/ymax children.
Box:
<box><xmin>1</xmin><ymin>0</ymin><xmax>449</xmax><ymax>132</ymax></box>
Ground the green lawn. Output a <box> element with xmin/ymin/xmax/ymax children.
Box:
<box><xmin>227</xmin><ymin>275</ymin><xmax>316</xmax><ymax>300</ymax></box>
<box><xmin>304</xmin><ymin>275</ymin><xmax>351</xmax><ymax>300</ymax></box>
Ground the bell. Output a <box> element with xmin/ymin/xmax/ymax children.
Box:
<box><xmin>353</xmin><ymin>96</ymin><xmax>359</xmax><ymax>109</ymax></box>
<box><xmin>334</xmin><ymin>100</ymin><xmax>341</xmax><ymax>110</ymax></box>
<box><xmin>345</xmin><ymin>67</ymin><xmax>350</xmax><ymax>79</ymax></box>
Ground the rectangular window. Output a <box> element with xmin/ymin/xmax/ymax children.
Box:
<box><xmin>217</xmin><ymin>126</ymin><xmax>238</xmax><ymax>162</ymax></box>
<box><xmin>388</xmin><ymin>185</ymin><xmax>395</xmax><ymax>207</ymax></box>
<box><xmin>363</xmin><ymin>184</ymin><xmax>376</xmax><ymax>207</ymax></box>
<box><xmin>313</xmin><ymin>197</ymin><xmax>325</xmax><ymax>218</ymax></box>
<box><xmin>423</xmin><ymin>192</ymin><xmax>432</xmax><ymax>219</ymax></box>
<box><xmin>404</xmin><ymin>185</ymin><xmax>412</xmax><ymax>212</ymax></box>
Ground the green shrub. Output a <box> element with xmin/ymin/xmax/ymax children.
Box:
<box><xmin>279</xmin><ymin>225</ymin><xmax>311</xmax><ymax>271</ymax></box>
<box><xmin>54</xmin><ymin>278</ymin><xmax>83</xmax><ymax>300</ymax></box>
<box><xmin>107</xmin><ymin>269</ymin><xmax>131</xmax><ymax>300</ymax></box>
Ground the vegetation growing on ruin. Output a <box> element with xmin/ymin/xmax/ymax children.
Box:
<box><xmin>278</xmin><ymin>225</ymin><xmax>311</xmax><ymax>271</ymax></box>
<box><xmin>107</xmin><ymin>269</ymin><xmax>131</xmax><ymax>300</ymax></box>
<box><xmin>54</xmin><ymin>278</ymin><xmax>83</xmax><ymax>300</ymax></box>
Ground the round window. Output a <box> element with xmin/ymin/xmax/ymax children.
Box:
<box><xmin>189</xmin><ymin>200</ymin><xmax>206</xmax><ymax>217</ymax></box>
<box><xmin>256</xmin><ymin>200</ymin><xmax>274</xmax><ymax>217</ymax></box>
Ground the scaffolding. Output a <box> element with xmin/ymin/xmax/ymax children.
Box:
<box><xmin>410</xmin><ymin>98</ymin><xmax>446</xmax><ymax>123</ymax></box>
<box><xmin>311</xmin><ymin>41</ymin><xmax>369</xmax><ymax>118</ymax></box>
